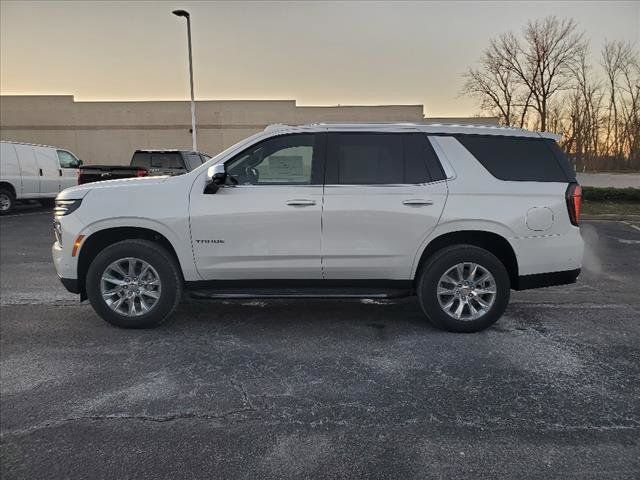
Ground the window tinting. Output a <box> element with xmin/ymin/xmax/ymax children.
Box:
<box><xmin>405</xmin><ymin>133</ymin><xmax>445</xmax><ymax>182</ymax></box>
<box><xmin>455</xmin><ymin>135</ymin><xmax>571</xmax><ymax>182</ymax></box>
<box><xmin>545</xmin><ymin>139</ymin><xmax>577</xmax><ymax>182</ymax></box>
<box><xmin>331</xmin><ymin>133</ymin><xmax>403</xmax><ymax>184</ymax></box>
<box><xmin>226</xmin><ymin>134</ymin><xmax>317</xmax><ymax>185</ymax></box>
<box><xmin>327</xmin><ymin>132</ymin><xmax>445</xmax><ymax>185</ymax></box>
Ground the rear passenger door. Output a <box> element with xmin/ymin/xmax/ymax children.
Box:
<box><xmin>12</xmin><ymin>144</ymin><xmax>40</xmax><ymax>196</ymax></box>
<box><xmin>321</xmin><ymin>131</ymin><xmax>448</xmax><ymax>280</ymax></box>
<box><xmin>33</xmin><ymin>147</ymin><xmax>59</xmax><ymax>196</ymax></box>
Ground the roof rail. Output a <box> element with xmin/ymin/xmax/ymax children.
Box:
<box><xmin>263</xmin><ymin>123</ymin><xmax>291</xmax><ymax>132</ymax></box>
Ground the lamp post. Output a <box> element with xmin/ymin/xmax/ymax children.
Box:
<box><xmin>172</xmin><ymin>9</ymin><xmax>197</xmax><ymax>151</ymax></box>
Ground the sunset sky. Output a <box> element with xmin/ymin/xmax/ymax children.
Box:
<box><xmin>1</xmin><ymin>0</ymin><xmax>638</xmax><ymax>117</ymax></box>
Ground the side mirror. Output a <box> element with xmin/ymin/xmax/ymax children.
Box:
<box><xmin>204</xmin><ymin>163</ymin><xmax>227</xmax><ymax>194</ymax></box>
<box><xmin>77</xmin><ymin>159</ymin><xmax>84</xmax><ymax>167</ymax></box>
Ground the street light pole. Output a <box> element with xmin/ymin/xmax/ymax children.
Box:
<box><xmin>172</xmin><ymin>9</ymin><xmax>197</xmax><ymax>151</ymax></box>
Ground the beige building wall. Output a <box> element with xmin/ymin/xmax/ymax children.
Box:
<box><xmin>0</xmin><ymin>95</ymin><xmax>497</xmax><ymax>165</ymax></box>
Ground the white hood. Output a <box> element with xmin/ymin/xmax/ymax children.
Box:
<box><xmin>57</xmin><ymin>175</ymin><xmax>170</xmax><ymax>200</ymax></box>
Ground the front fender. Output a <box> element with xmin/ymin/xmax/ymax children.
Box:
<box><xmin>79</xmin><ymin>216</ymin><xmax>200</xmax><ymax>281</ymax></box>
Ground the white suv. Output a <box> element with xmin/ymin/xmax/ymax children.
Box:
<box><xmin>52</xmin><ymin>123</ymin><xmax>584</xmax><ymax>332</ymax></box>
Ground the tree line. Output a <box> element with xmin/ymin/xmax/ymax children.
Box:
<box><xmin>461</xmin><ymin>16</ymin><xmax>639</xmax><ymax>172</ymax></box>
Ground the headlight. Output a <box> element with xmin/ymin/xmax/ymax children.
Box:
<box><xmin>54</xmin><ymin>199</ymin><xmax>82</xmax><ymax>217</ymax></box>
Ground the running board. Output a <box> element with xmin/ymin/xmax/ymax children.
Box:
<box><xmin>188</xmin><ymin>287</ymin><xmax>413</xmax><ymax>300</ymax></box>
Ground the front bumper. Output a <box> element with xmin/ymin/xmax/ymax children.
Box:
<box><xmin>59</xmin><ymin>276</ymin><xmax>80</xmax><ymax>294</ymax></box>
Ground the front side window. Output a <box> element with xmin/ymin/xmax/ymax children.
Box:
<box><xmin>226</xmin><ymin>134</ymin><xmax>317</xmax><ymax>185</ymax></box>
<box><xmin>56</xmin><ymin>150</ymin><xmax>79</xmax><ymax>168</ymax></box>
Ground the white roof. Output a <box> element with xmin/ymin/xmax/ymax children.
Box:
<box><xmin>263</xmin><ymin>122</ymin><xmax>561</xmax><ymax>140</ymax></box>
<box><xmin>1</xmin><ymin>139</ymin><xmax>60</xmax><ymax>149</ymax></box>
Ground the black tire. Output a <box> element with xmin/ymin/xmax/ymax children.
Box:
<box><xmin>0</xmin><ymin>188</ymin><xmax>15</xmax><ymax>215</ymax></box>
<box><xmin>417</xmin><ymin>245</ymin><xmax>510</xmax><ymax>333</ymax></box>
<box><xmin>86</xmin><ymin>239</ymin><xmax>183</xmax><ymax>328</ymax></box>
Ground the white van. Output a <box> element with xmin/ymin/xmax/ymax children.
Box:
<box><xmin>0</xmin><ymin>141</ymin><xmax>82</xmax><ymax>214</ymax></box>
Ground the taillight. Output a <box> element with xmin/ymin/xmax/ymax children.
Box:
<box><xmin>566</xmin><ymin>183</ymin><xmax>582</xmax><ymax>226</ymax></box>
<box><xmin>135</xmin><ymin>169</ymin><xmax>148</xmax><ymax>177</ymax></box>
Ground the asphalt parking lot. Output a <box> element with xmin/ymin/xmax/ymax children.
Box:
<box><xmin>1</xmin><ymin>206</ymin><xmax>639</xmax><ymax>479</ymax></box>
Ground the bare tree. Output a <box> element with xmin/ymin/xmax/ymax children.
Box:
<box><xmin>494</xmin><ymin>17</ymin><xmax>586</xmax><ymax>131</ymax></box>
<box><xmin>461</xmin><ymin>16</ymin><xmax>638</xmax><ymax>172</ymax></box>
<box><xmin>461</xmin><ymin>50</ymin><xmax>518</xmax><ymax>126</ymax></box>
<box><xmin>563</xmin><ymin>45</ymin><xmax>605</xmax><ymax>171</ymax></box>
<box><xmin>601</xmin><ymin>40</ymin><xmax>640</xmax><ymax>169</ymax></box>
<box><xmin>463</xmin><ymin>16</ymin><xmax>585</xmax><ymax>131</ymax></box>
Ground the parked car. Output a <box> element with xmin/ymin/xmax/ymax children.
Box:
<box><xmin>1</xmin><ymin>141</ymin><xmax>81</xmax><ymax>214</ymax></box>
<box><xmin>52</xmin><ymin>123</ymin><xmax>584</xmax><ymax>332</ymax></box>
<box><xmin>77</xmin><ymin>150</ymin><xmax>210</xmax><ymax>185</ymax></box>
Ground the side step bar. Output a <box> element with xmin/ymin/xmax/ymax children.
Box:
<box><xmin>188</xmin><ymin>287</ymin><xmax>414</xmax><ymax>300</ymax></box>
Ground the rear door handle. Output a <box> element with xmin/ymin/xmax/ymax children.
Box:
<box><xmin>402</xmin><ymin>199</ymin><xmax>433</xmax><ymax>206</ymax></box>
<box><xmin>286</xmin><ymin>199</ymin><xmax>316</xmax><ymax>206</ymax></box>
<box><xmin>39</xmin><ymin>168</ymin><xmax>43</xmax><ymax>176</ymax></box>
<box><xmin>59</xmin><ymin>169</ymin><xmax>63</xmax><ymax>176</ymax></box>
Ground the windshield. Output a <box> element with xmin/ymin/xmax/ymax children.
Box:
<box><xmin>190</xmin><ymin>131</ymin><xmax>273</xmax><ymax>174</ymax></box>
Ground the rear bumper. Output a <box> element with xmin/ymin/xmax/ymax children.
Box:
<box><xmin>59</xmin><ymin>276</ymin><xmax>80</xmax><ymax>294</ymax></box>
<box><xmin>514</xmin><ymin>268</ymin><xmax>581</xmax><ymax>291</ymax></box>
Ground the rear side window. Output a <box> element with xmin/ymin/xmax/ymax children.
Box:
<box><xmin>405</xmin><ymin>133</ymin><xmax>446</xmax><ymax>182</ymax></box>
<box><xmin>329</xmin><ymin>133</ymin><xmax>403</xmax><ymax>184</ymax></box>
<box><xmin>455</xmin><ymin>135</ymin><xmax>572</xmax><ymax>182</ymax></box>
<box><xmin>326</xmin><ymin>132</ymin><xmax>444</xmax><ymax>184</ymax></box>
<box><xmin>545</xmin><ymin>139</ymin><xmax>577</xmax><ymax>182</ymax></box>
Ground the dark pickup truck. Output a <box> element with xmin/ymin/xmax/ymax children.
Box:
<box><xmin>77</xmin><ymin>150</ymin><xmax>210</xmax><ymax>185</ymax></box>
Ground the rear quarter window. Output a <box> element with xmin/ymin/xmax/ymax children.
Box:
<box><xmin>455</xmin><ymin>135</ymin><xmax>574</xmax><ymax>182</ymax></box>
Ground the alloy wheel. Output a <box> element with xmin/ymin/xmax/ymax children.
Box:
<box><xmin>100</xmin><ymin>257</ymin><xmax>162</xmax><ymax>317</ymax></box>
<box><xmin>436</xmin><ymin>262</ymin><xmax>497</xmax><ymax>321</ymax></box>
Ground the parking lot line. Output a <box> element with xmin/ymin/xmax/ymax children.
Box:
<box><xmin>620</xmin><ymin>220</ymin><xmax>640</xmax><ymax>232</ymax></box>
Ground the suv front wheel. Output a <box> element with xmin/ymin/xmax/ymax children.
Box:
<box><xmin>86</xmin><ymin>239</ymin><xmax>183</xmax><ymax>328</ymax></box>
<box><xmin>417</xmin><ymin>245</ymin><xmax>510</xmax><ymax>332</ymax></box>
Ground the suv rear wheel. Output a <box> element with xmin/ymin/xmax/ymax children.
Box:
<box><xmin>86</xmin><ymin>239</ymin><xmax>182</xmax><ymax>328</ymax></box>
<box><xmin>417</xmin><ymin>245</ymin><xmax>510</xmax><ymax>332</ymax></box>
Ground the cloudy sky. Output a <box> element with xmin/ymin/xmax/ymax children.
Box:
<box><xmin>1</xmin><ymin>0</ymin><xmax>638</xmax><ymax>117</ymax></box>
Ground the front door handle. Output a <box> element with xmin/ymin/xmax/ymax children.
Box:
<box><xmin>402</xmin><ymin>199</ymin><xmax>434</xmax><ymax>206</ymax></box>
<box><xmin>286</xmin><ymin>199</ymin><xmax>316</xmax><ymax>207</ymax></box>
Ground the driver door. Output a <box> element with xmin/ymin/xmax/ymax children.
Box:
<box><xmin>56</xmin><ymin>150</ymin><xmax>81</xmax><ymax>191</ymax></box>
<box><xmin>189</xmin><ymin>132</ymin><xmax>326</xmax><ymax>280</ymax></box>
